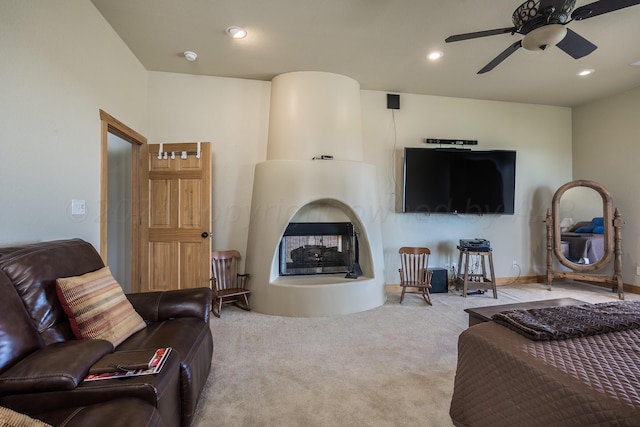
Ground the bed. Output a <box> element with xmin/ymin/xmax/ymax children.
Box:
<box><xmin>449</xmin><ymin>301</ymin><xmax>640</xmax><ymax>427</ymax></box>
<box><xmin>560</xmin><ymin>232</ymin><xmax>604</xmax><ymax>264</ymax></box>
<box><xmin>560</xmin><ymin>219</ymin><xmax>605</xmax><ymax>264</ymax></box>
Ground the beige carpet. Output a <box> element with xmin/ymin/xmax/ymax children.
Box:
<box><xmin>192</xmin><ymin>282</ymin><xmax>637</xmax><ymax>427</ymax></box>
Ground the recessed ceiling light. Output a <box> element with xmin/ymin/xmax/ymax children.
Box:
<box><xmin>183</xmin><ymin>51</ymin><xmax>198</xmax><ymax>62</ymax></box>
<box><xmin>226</xmin><ymin>26</ymin><xmax>247</xmax><ymax>39</ymax></box>
<box><xmin>428</xmin><ymin>51</ymin><xmax>444</xmax><ymax>60</ymax></box>
<box><xmin>577</xmin><ymin>69</ymin><xmax>595</xmax><ymax>77</ymax></box>
<box><xmin>631</xmin><ymin>60</ymin><xmax>640</xmax><ymax>66</ymax></box>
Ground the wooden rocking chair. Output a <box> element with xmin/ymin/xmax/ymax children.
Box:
<box><xmin>398</xmin><ymin>247</ymin><xmax>433</xmax><ymax>305</ymax></box>
<box><xmin>210</xmin><ymin>250</ymin><xmax>251</xmax><ymax>317</ymax></box>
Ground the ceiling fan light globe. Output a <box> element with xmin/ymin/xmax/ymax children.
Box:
<box><xmin>522</xmin><ymin>24</ymin><xmax>567</xmax><ymax>51</ymax></box>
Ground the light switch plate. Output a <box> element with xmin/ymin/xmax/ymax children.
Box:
<box><xmin>71</xmin><ymin>199</ymin><xmax>86</xmax><ymax>216</ymax></box>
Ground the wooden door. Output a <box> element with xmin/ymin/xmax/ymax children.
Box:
<box><xmin>138</xmin><ymin>142</ymin><xmax>212</xmax><ymax>293</ymax></box>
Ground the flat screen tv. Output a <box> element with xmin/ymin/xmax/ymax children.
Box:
<box><xmin>402</xmin><ymin>148</ymin><xmax>516</xmax><ymax>214</ymax></box>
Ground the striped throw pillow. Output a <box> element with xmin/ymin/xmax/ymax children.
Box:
<box><xmin>56</xmin><ymin>267</ymin><xmax>146</xmax><ymax>347</ymax></box>
<box><xmin>0</xmin><ymin>406</ymin><xmax>51</xmax><ymax>427</ymax></box>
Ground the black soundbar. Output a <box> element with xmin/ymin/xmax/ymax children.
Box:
<box><xmin>424</xmin><ymin>138</ymin><xmax>478</xmax><ymax>146</ymax></box>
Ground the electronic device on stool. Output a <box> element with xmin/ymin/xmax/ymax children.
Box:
<box><xmin>459</xmin><ymin>238</ymin><xmax>491</xmax><ymax>252</ymax></box>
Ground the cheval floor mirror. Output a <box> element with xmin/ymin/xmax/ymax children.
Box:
<box><xmin>544</xmin><ymin>179</ymin><xmax>624</xmax><ymax>299</ymax></box>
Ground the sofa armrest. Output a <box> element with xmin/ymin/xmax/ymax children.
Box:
<box><xmin>126</xmin><ymin>288</ymin><xmax>212</xmax><ymax>323</ymax></box>
<box><xmin>0</xmin><ymin>340</ymin><xmax>112</xmax><ymax>395</ymax></box>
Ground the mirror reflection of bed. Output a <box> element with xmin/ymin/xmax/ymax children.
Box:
<box><xmin>545</xmin><ymin>180</ymin><xmax>624</xmax><ymax>299</ymax></box>
<box><xmin>560</xmin><ymin>217</ymin><xmax>605</xmax><ymax>264</ymax></box>
<box><xmin>558</xmin><ymin>186</ymin><xmax>604</xmax><ymax>265</ymax></box>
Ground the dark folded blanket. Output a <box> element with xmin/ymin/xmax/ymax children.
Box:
<box><xmin>492</xmin><ymin>300</ymin><xmax>640</xmax><ymax>341</ymax></box>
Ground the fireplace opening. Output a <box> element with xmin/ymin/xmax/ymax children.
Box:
<box><xmin>279</xmin><ymin>222</ymin><xmax>357</xmax><ymax>276</ymax></box>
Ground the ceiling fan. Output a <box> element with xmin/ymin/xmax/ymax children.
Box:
<box><xmin>445</xmin><ymin>0</ymin><xmax>640</xmax><ymax>74</ymax></box>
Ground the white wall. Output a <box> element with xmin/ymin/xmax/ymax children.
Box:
<box><xmin>0</xmin><ymin>0</ymin><xmax>148</xmax><ymax>249</ymax></box>
<box><xmin>361</xmin><ymin>92</ymin><xmax>572</xmax><ymax>282</ymax></box>
<box><xmin>146</xmin><ymin>71</ymin><xmax>573</xmax><ymax>282</ymax></box>
<box><xmin>572</xmin><ymin>86</ymin><xmax>640</xmax><ymax>285</ymax></box>
<box><xmin>146</xmin><ymin>72</ymin><xmax>271</xmax><ymax>255</ymax></box>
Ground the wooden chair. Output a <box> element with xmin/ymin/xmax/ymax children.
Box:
<box><xmin>210</xmin><ymin>250</ymin><xmax>251</xmax><ymax>317</ymax></box>
<box><xmin>398</xmin><ymin>247</ymin><xmax>433</xmax><ymax>305</ymax></box>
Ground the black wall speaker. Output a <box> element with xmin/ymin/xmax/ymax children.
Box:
<box><xmin>387</xmin><ymin>94</ymin><xmax>400</xmax><ymax>110</ymax></box>
<box><xmin>430</xmin><ymin>268</ymin><xmax>448</xmax><ymax>293</ymax></box>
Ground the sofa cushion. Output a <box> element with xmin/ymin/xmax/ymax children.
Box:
<box><xmin>0</xmin><ymin>239</ymin><xmax>106</xmax><ymax>345</ymax></box>
<box><xmin>0</xmin><ymin>406</ymin><xmax>52</xmax><ymax>427</ymax></box>
<box><xmin>56</xmin><ymin>267</ymin><xmax>146</xmax><ymax>347</ymax></box>
<box><xmin>0</xmin><ymin>270</ymin><xmax>43</xmax><ymax>375</ymax></box>
<box><xmin>0</xmin><ymin>339</ymin><xmax>112</xmax><ymax>395</ymax></box>
<box><xmin>32</xmin><ymin>398</ymin><xmax>165</xmax><ymax>427</ymax></box>
<box><xmin>127</xmin><ymin>288</ymin><xmax>212</xmax><ymax>323</ymax></box>
<box><xmin>0</xmin><ymin>351</ymin><xmax>182</xmax><ymax>427</ymax></box>
<box><xmin>117</xmin><ymin>317</ymin><xmax>213</xmax><ymax>427</ymax></box>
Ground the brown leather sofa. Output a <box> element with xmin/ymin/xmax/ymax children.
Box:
<box><xmin>0</xmin><ymin>239</ymin><xmax>213</xmax><ymax>427</ymax></box>
<box><xmin>25</xmin><ymin>398</ymin><xmax>164</xmax><ymax>426</ymax></box>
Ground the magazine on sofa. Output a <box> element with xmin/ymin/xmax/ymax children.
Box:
<box><xmin>84</xmin><ymin>347</ymin><xmax>172</xmax><ymax>381</ymax></box>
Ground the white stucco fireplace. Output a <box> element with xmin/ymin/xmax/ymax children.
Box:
<box><xmin>245</xmin><ymin>71</ymin><xmax>386</xmax><ymax>317</ymax></box>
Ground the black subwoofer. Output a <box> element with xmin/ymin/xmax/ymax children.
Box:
<box><xmin>430</xmin><ymin>268</ymin><xmax>448</xmax><ymax>293</ymax></box>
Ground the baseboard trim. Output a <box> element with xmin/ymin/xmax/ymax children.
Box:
<box><xmin>550</xmin><ymin>278</ymin><xmax>640</xmax><ymax>295</ymax></box>
<box><xmin>496</xmin><ymin>275</ymin><xmax>544</xmax><ymax>286</ymax></box>
<box><xmin>387</xmin><ymin>276</ymin><xmax>640</xmax><ymax>295</ymax></box>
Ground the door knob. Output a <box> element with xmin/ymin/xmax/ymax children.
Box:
<box><xmin>201</xmin><ymin>232</ymin><xmax>211</xmax><ymax>238</ymax></box>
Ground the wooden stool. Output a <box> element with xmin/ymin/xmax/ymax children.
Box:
<box><xmin>455</xmin><ymin>247</ymin><xmax>497</xmax><ymax>298</ymax></box>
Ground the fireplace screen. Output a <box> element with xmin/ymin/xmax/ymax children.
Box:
<box><xmin>279</xmin><ymin>222</ymin><xmax>356</xmax><ymax>276</ymax></box>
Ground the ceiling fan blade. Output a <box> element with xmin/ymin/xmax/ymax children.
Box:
<box><xmin>446</xmin><ymin>27</ymin><xmax>516</xmax><ymax>43</ymax></box>
<box><xmin>571</xmin><ymin>0</ymin><xmax>640</xmax><ymax>20</ymax></box>
<box><xmin>478</xmin><ymin>41</ymin><xmax>522</xmax><ymax>74</ymax></box>
<box><xmin>556</xmin><ymin>28</ymin><xmax>597</xmax><ymax>58</ymax></box>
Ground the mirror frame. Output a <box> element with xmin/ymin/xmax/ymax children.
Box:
<box><xmin>551</xmin><ymin>180</ymin><xmax>613</xmax><ymax>272</ymax></box>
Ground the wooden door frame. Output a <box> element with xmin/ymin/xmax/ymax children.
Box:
<box><xmin>99</xmin><ymin>110</ymin><xmax>146</xmax><ymax>291</ymax></box>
